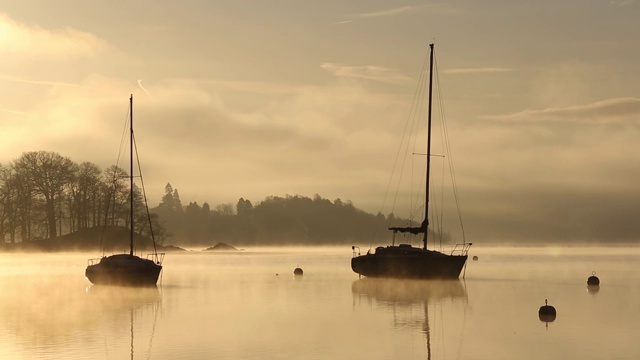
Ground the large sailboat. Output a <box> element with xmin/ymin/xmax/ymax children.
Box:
<box><xmin>351</xmin><ymin>44</ymin><xmax>471</xmax><ymax>279</ymax></box>
<box><xmin>85</xmin><ymin>95</ymin><xmax>164</xmax><ymax>286</ymax></box>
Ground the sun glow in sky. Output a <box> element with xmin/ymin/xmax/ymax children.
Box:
<box><xmin>1</xmin><ymin>1</ymin><xmax>639</xmax><ymax>242</ymax></box>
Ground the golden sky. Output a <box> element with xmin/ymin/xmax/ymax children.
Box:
<box><xmin>1</xmin><ymin>1</ymin><xmax>639</xmax><ymax>241</ymax></box>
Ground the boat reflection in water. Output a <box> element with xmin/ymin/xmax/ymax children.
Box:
<box><xmin>352</xmin><ymin>278</ymin><xmax>467</xmax><ymax>359</ymax></box>
<box><xmin>84</xmin><ymin>284</ymin><xmax>161</xmax><ymax>309</ymax></box>
<box><xmin>85</xmin><ymin>285</ymin><xmax>162</xmax><ymax>360</ymax></box>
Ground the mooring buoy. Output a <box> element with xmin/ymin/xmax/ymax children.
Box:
<box><xmin>538</xmin><ymin>299</ymin><xmax>557</xmax><ymax>322</ymax></box>
<box><xmin>472</xmin><ymin>255</ymin><xmax>478</xmax><ymax>261</ymax></box>
<box><xmin>293</xmin><ymin>267</ymin><xmax>303</xmax><ymax>276</ymax></box>
<box><xmin>587</xmin><ymin>271</ymin><xmax>600</xmax><ymax>286</ymax></box>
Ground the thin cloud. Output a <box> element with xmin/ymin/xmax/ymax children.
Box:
<box><xmin>349</xmin><ymin>4</ymin><xmax>461</xmax><ymax>19</ymax></box>
<box><xmin>444</xmin><ymin>67</ymin><xmax>515</xmax><ymax>74</ymax></box>
<box><xmin>0</xmin><ymin>108</ymin><xmax>29</xmax><ymax>116</ymax></box>
<box><xmin>484</xmin><ymin>97</ymin><xmax>640</xmax><ymax>123</ymax></box>
<box><xmin>136</xmin><ymin>23</ymin><xmax>169</xmax><ymax>33</ymax></box>
<box><xmin>608</xmin><ymin>0</ymin><xmax>637</xmax><ymax>5</ymax></box>
<box><xmin>0</xmin><ymin>73</ymin><xmax>78</xmax><ymax>87</ymax></box>
<box><xmin>0</xmin><ymin>12</ymin><xmax>116</xmax><ymax>58</ymax></box>
<box><xmin>353</xmin><ymin>6</ymin><xmax>422</xmax><ymax>18</ymax></box>
<box><xmin>333</xmin><ymin>20</ymin><xmax>352</xmax><ymax>25</ymax></box>
<box><xmin>320</xmin><ymin>63</ymin><xmax>411</xmax><ymax>83</ymax></box>
<box><xmin>185</xmin><ymin>78</ymin><xmax>302</xmax><ymax>96</ymax></box>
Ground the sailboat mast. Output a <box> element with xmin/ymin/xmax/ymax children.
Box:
<box><xmin>423</xmin><ymin>43</ymin><xmax>434</xmax><ymax>251</ymax></box>
<box><xmin>129</xmin><ymin>94</ymin><xmax>134</xmax><ymax>256</ymax></box>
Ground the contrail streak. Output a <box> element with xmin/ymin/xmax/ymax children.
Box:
<box><xmin>137</xmin><ymin>79</ymin><xmax>152</xmax><ymax>100</ymax></box>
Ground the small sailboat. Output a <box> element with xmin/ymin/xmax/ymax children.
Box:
<box><xmin>85</xmin><ymin>95</ymin><xmax>164</xmax><ymax>286</ymax></box>
<box><xmin>351</xmin><ymin>43</ymin><xmax>471</xmax><ymax>279</ymax></box>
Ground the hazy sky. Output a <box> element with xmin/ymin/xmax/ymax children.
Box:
<box><xmin>1</xmin><ymin>1</ymin><xmax>639</xmax><ymax>242</ymax></box>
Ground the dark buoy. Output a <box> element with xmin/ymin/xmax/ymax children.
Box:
<box><xmin>472</xmin><ymin>255</ymin><xmax>478</xmax><ymax>261</ymax></box>
<box><xmin>293</xmin><ymin>267</ymin><xmax>303</xmax><ymax>276</ymax></box>
<box><xmin>538</xmin><ymin>299</ymin><xmax>557</xmax><ymax>322</ymax></box>
<box><xmin>587</xmin><ymin>271</ymin><xmax>600</xmax><ymax>286</ymax></box>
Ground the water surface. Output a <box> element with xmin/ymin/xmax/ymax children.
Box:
<box><xmin>0</xmin><ymin>246</ymin><xmax>638</xmax><ymax>359</ymax></box>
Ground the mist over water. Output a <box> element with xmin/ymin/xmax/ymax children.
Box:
<box><xmin>0</xmin><ymin>246</ymin><xmax>639</xmax><ymax>359</ymax></box>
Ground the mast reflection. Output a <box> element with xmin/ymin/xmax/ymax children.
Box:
<box><xmin>352</xmin><ymin>278</ymin><xmax>468</xmax><ymax>359</ymax></box>
<box><xmin>85</xmin><ymin>285</ymin><xmax>162</xmax><ymax>360</ymax></box>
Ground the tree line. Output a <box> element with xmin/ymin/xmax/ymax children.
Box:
<box><xmin>152</xmin><ymin>186</ymin><xmax>415</xmax><ymax>247</ymax></box>
<box><xmin>0</xmin><ymin>150</ymin><xmax>424</xmax><ymax>247</ymax></box>
<box><xmin>0</xmin><ymin>151</ymin><xmax>163</xmax><ymax>244</ymax></box>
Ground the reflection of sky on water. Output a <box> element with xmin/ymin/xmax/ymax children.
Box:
<box><xmin>0</xmin><ymin>253</ymin><xmax>162</xmax><ymax>359</ymax></box>
<box><xmin>352</xmin><ymin>278</ymin><xmax>467</xmax><ymax>305</ymax></box>
<box><xmin>1</xmin><ymin>247</ymin><xmax>639</xmax><ymax>359</ymax></box>
<box><xmin>352</xmin><ymin>278</ymin><xmax>469</xmax><ymax>359</ymax></box>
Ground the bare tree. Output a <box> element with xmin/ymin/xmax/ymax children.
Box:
<box><xmin>3</xmin><ymin>166</ymin><xmax>37</xmax><ymax>242</ymax></box>
<box><xmin>101</xmin><ymin>165</ymin><xmax>129</xmax><ymax>227</ymax></box>
<box><xmin>0</xmin><ymin>165</ymin><xmax>15</xmax><ymax>243</ymax></box>
<box><xmin>13</xmin><ymin>151</ymin><xmax>76</xmax><ymax>238</ymax></box>
<box><xmin>67</xmin><ymin>162</ymin><xmax>103</xmax><ymax>231</ymax></box>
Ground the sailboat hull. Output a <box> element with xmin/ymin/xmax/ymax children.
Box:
<box><xmin>85</xmin><ymin>254</ymin><xmax>162</xmax><ymax>286</ymax></box>
<box><xmin>351</xmin><ymin>245</ymin><xmax>467</xmax><ymax>279</ymax></box>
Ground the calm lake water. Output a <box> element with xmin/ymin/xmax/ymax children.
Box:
<box><xmin>0</xmin><ymin>246</ymin><xmax>639</xmax><ymax>360</ymax></box>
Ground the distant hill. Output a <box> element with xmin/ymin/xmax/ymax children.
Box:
<box><xmin>203</xmin><ymin>242</ymin><xmax>240</xmax><ymax>251</ymax></box>
<box><xmin>0</xmin><ymin>226</ymin><xmax>185</xmax><ymax>253</ymax></box>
